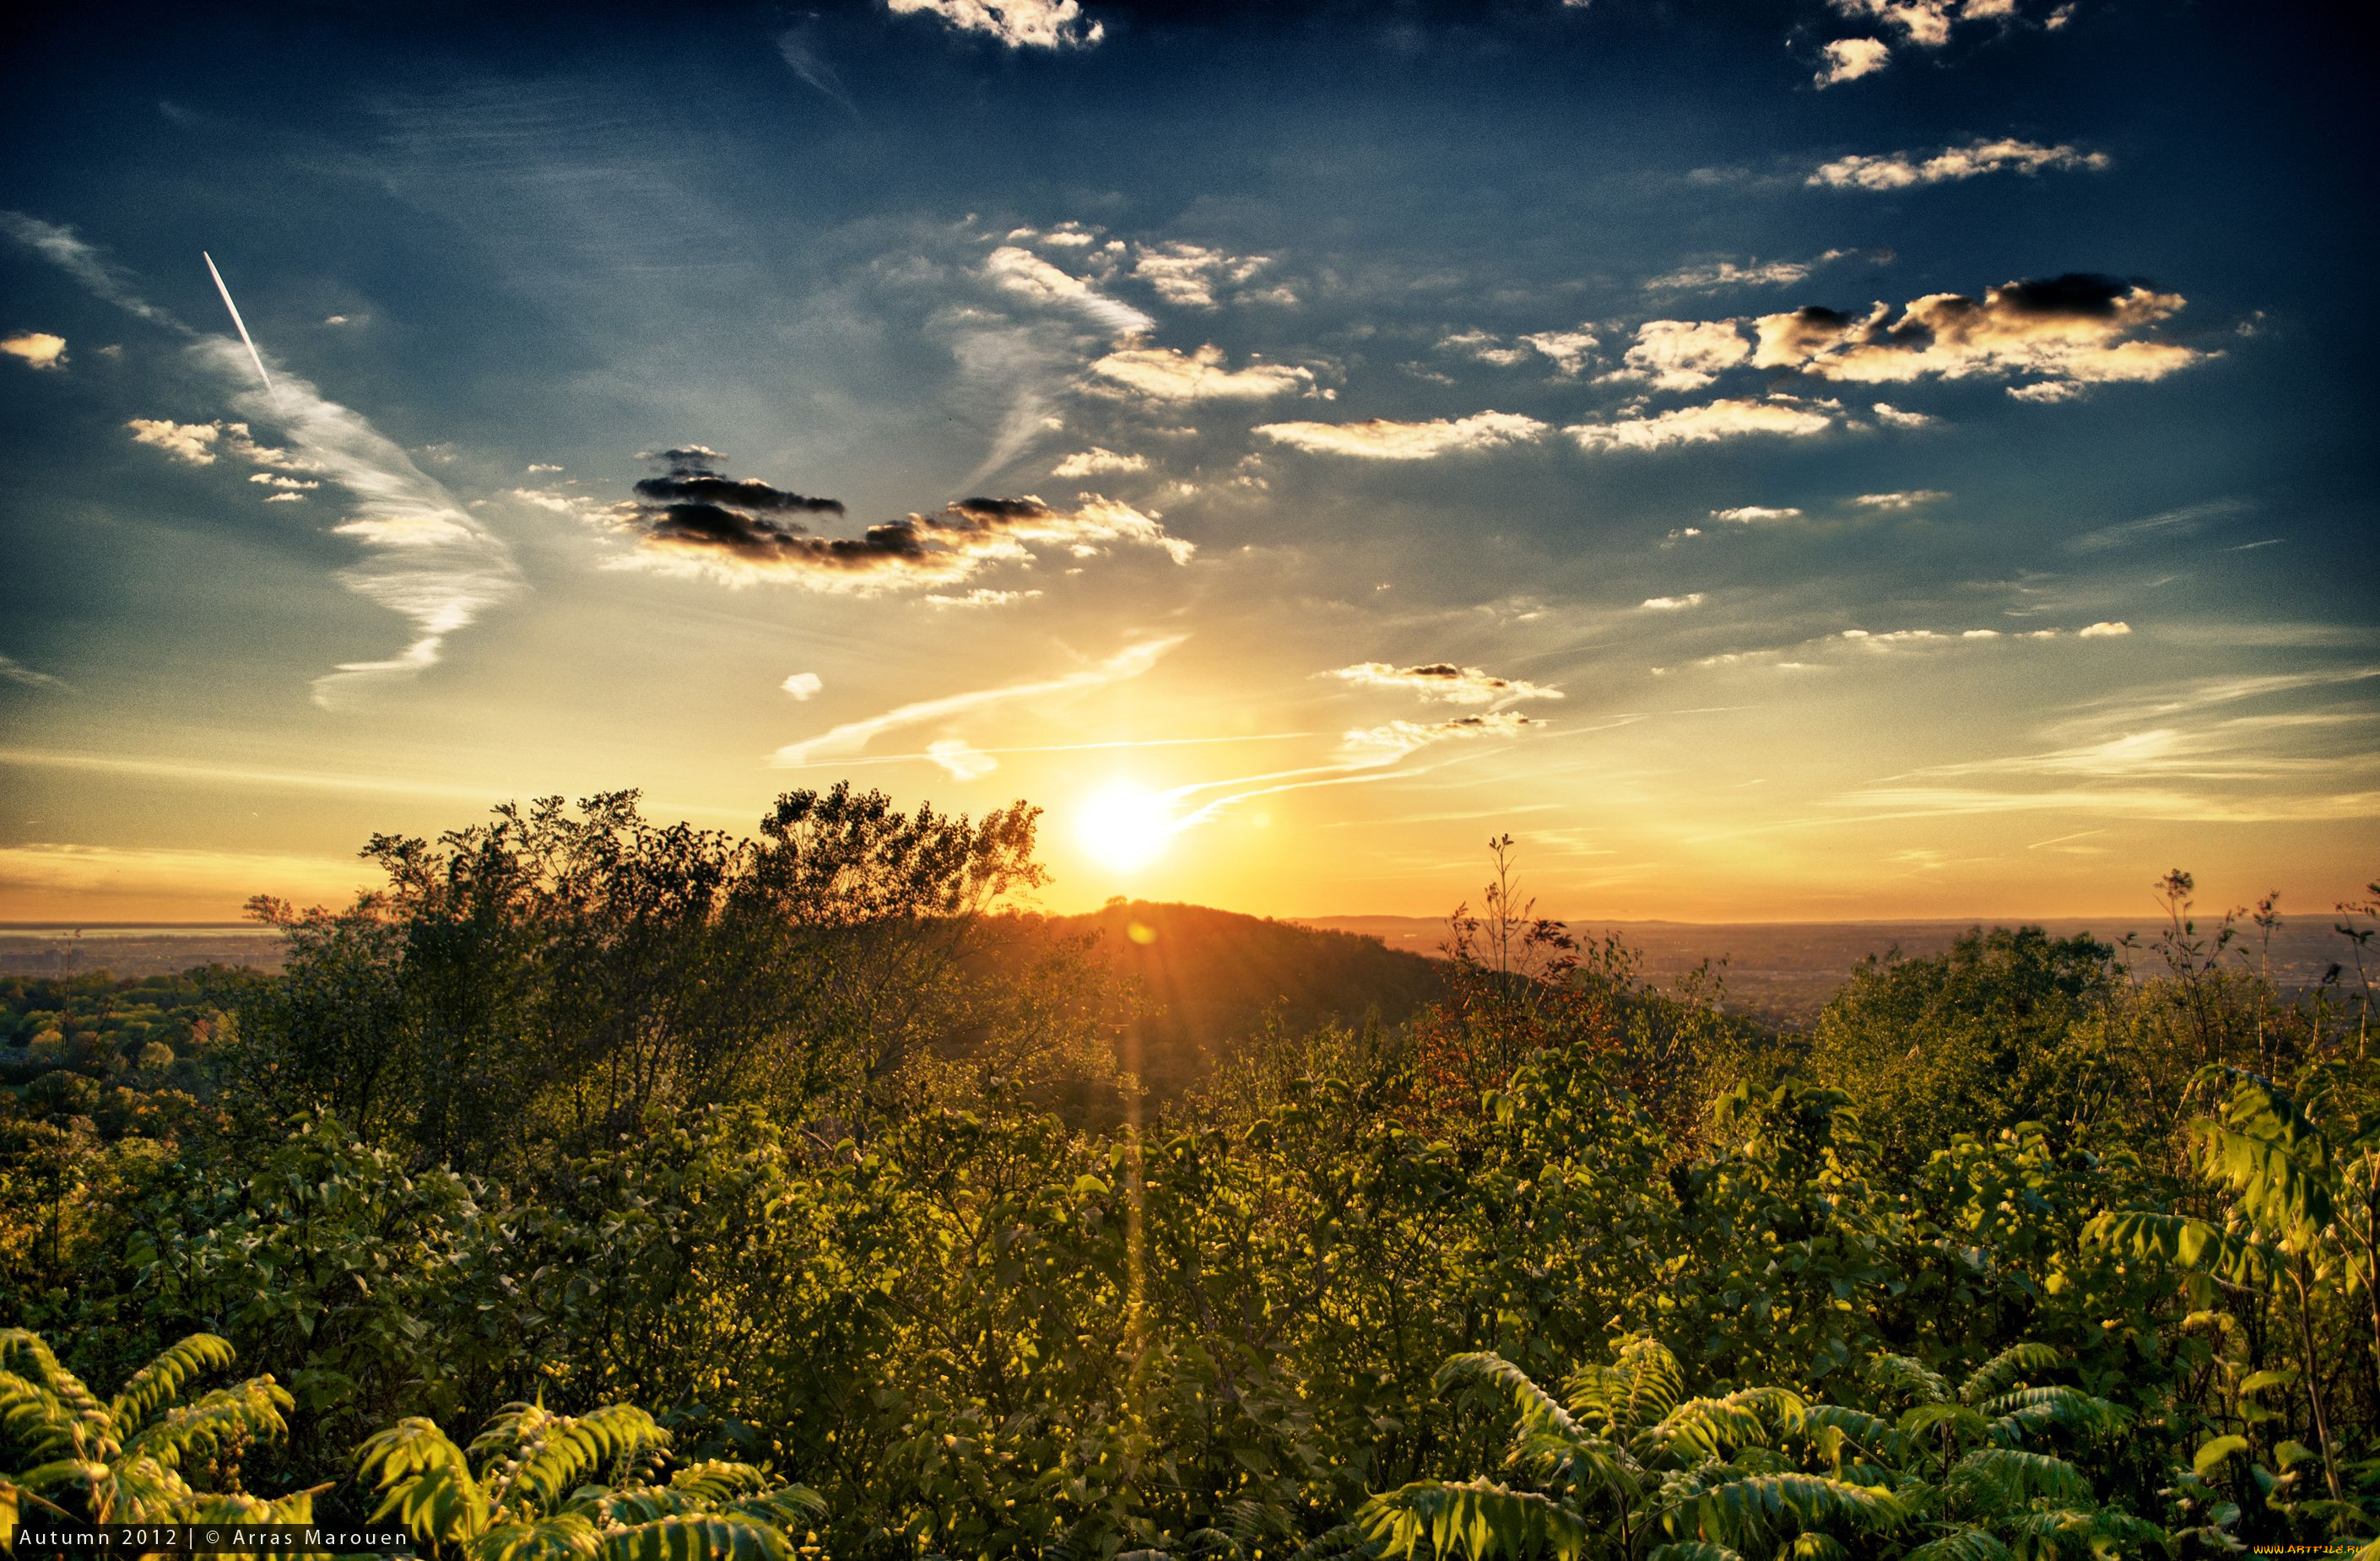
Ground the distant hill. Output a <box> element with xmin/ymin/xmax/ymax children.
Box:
<box><xmin>1035</xmin><ymin>901</ymin><xmax>1447</xmax><ymax>1096</ymax></box>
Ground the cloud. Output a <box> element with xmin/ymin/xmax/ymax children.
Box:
<box><xmin>1340</xmin><ymin>710</ymin><xmax>1543</xmax><ymax>759</ymax></box>
<box><xmin>985</xmin><ymin>246</ymin><xmax>1151</xmax><ymax>337</ymax></box>
<box><xmin>3</xmin><ymin>332</ymin><xmax>66</xmax><ymax>370</ymax></box>
<box><xmin>1852</xmin><ymin>489</ymin><xmax>1949</xmax><ymax>508</ymax></box>
<box><xmin>2008</xmin><ymin>379</ymin><xmax>2085</xmax><ymax>402</ymax></box>
<box><xmin>1255</xmin><ymin>410</ymin><xmax>1547</xmax><ymax>460</ymax></box>
<box><xmin>1053</xmin><ymin>446</ymin><xmax>1148</xmax><ymax>476</ymax></box>
<box><xmin>777</xmin><ymin>24</ymin><xmax>862</xmax><ymax>117</ymax></box>
<box><xmin>1641</xmin><ymin>593</ymin><xmax>1707</xmax><ymax>610</ymax></box>
<box><xmin>927</xmin><ymin>587</ymin><xmax>1044</xmax><ymax>607</ymax></box>
<box><xmin>1326</xmin><ymin>662</ymin><xmax>1564</xmax><ymax>705</ymax></box>
<box><xmin>1871</xmin><ymin>402</ymin><xmax>1938</xmax><ymax>428</ymax></box>
<box><xmin>1517</xmin><ymin>327</ymin><xmax>1599</xmax><ymax>375</ymax></box>
<box><xmin>1133</xmin><ymin>241</ymin><xmax>1272</xmax><ymax>308</ymax></box>
<box><xmin>1646</xmin><ymin>250</ymin><xmax>1877</xmax><ymax>293</ymax></box>
<box><xmin>1567</xmin><ymin>397</ymin><xmax>1836</xmax><ymax>451</ymax></box>
<box><xmin>608</xmin><ymin>455</ymin><xmax>1189</xmax><ymax>588</ymax></box>
<box><xmin>1711</xmin><ymin>505</ymin><xmax>1803</xmax><ymax>521</ymax></box>
<box><xmin>1091</xmin><ymin>343</ymin><xmax>1312</xmax><ymax>400</ymax></box>
<box><xmin>886</xmin><ymin>0</ymin><xmax>1102</xmax><ymax>49</ymax></box>
<box><xmin>0</xmin><ymin>654</ymin><xmax>66</xmax><ymax>690</ymax></box>
<box><xmin>631</xmin><ymin>449</ymin><xmax>845</xmax><ymax>517</ymax></box>
<box><xmin>782</xmin><ymin>671</ymin><xmax>823</xmax><ymax>700</ymax></box>
<box><xmin>1815</xmin><ymin>37</ymin><xmax>1893</xmax><ymax>85</ymax></box>
<box><xmin>771</xmin><ymin>635</ymin><xmax>1179</xmax><ymax>766</ymax></box>
<box><xmin>19</xmin><ymin>216</ymin><xmax>520</xmax><ymax>705</ymax></box>
<box><xmin>2068</xmin><ymin>498</ymin><xmax>2249</xmax><ymax>553</ymax></box>
<box><xmin>1809</xmin><ymin>138</ymin><xmax>2110</xmax><ymax>191</ymax></box>
<box><xmin>2077</xmin><ymin>619</ymin><xmax>2132</xmax><ymax>637</ymax></box>
<box><xmin>127</xmin><ymin>418</ymin><xmax>226</xmax><ymax>464</ymax></box>
<box><xmin>927</xmin><ymin>737</ymin><xmax>998</xmax><ymax>780</ymax></box>
<box><xmin>1604</xmin><ymin>319</ymin><xmax>1752</xmax><ymax>392</ymax></box>
<box><xmin>1752</xmin><ymin>275</ymin><xmax>2206</xmax><ymax>392</ymax></box>
<box><xmin>1</xmin><ymin>213</ymin><xmax>182</xmax><ymax>330</ymax></box>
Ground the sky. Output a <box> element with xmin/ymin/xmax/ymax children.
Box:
<box><xmin>0</xmin><ymin>0</ymin><xmax>2373</xmax><ymax>925</ymax></box>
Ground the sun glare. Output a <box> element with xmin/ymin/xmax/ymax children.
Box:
<box><xmin>1074</xmin><ymin>781</ymin><xmax>1177</xmax><ymax>873</ymax></box>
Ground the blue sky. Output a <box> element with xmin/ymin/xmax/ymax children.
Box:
<box><xmin>0</xmin><ymin>0</ymin><xmax>2372</xmax><ymax>921</ymax></box>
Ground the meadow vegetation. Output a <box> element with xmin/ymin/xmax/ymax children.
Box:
<box><xmin>3</xmin><ymin>789</ymin><xmax>2376</xmax><ymax>1559</ymax></box>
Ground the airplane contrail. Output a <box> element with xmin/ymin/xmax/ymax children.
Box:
<box><xmin>202</xmin><ymin>251</ymin><xmax>279</xmax><ymax>406</ymax></box>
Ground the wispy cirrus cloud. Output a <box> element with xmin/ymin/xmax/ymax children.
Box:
<box><xmin>2068</xmin><ymin>498</ymin><xmax>2250</xmax><ymax>552</ymax></box>
<box><xmin>985</xmin><ymin>245</ymin><xmax>1150</xmax><ymax>337</ymax></box>
<box><xmin>14</xmin><ymin>213</ymin><xmax>523</xmax><ymax>706</ymax></box>
<box><xmin>1646</xmin><ymin>249</ymin><xmax>1883</xmax><ymax>293</ymax></box>
<box><xmin>1255</xmin><ymin>410</ymin><xmax>1546</xmax><ymax>459</ymax></box>
<box><xmin>770</xmin><ymin>635</ymin><xmax>1180</xmax><ymax>766</ymax></box>
<box><xmin>1809</xmin><ymin>138</ymin><xmax>2110</xmax><ymax>191</ymax></box>
<box><xmin>1853</xmin><ymin>489</ymin><xmax>1950</xmax><ymax>509</ymax></box>
<box><xmin>1339</xmin><ymin>710</ymin><xmax>1543</xmax><ymax>760</ymax></box>
<box><xmin>0</xmin><ymin>654</ymin><xmax>67</xmax><ymax>691</ymax></box>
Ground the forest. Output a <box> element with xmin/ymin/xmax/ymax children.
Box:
<box><xmin>3</xmin><ymin>786</ymin><xmax>2376</xmax><ymax>1560</ymax></box>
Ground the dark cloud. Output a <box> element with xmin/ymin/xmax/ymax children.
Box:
<box><xmin>610</xmin><ymin>458</ymin><xmax>1190</xmax><ymax>589</ymax></box>
<box><xmin>633</xmin><ymin>473</ymin><xmax>846</xmax><ymax>515</ymax></box>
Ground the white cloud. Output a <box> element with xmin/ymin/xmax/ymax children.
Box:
<box><xmin>19</xmin><ymin>219</ymin><xmax>523</xmax><ymax>705</ymax></box>
<box><xmin>1091</xmin><ymin>343</ymin><xmax>1312</xmax><ymax>400</ymax></box>
<box><xmin>1815</xmin><ymin>37</ymin><xmax>1893</xmax><ymax>85</ymax></box>
<box><xmin>1642</xmin><ymin>594</ymin><xmax>1707</xmax><ymax>610</ymax></box>
<box><xmin>0</xmin><ymin>653</ymin><xmax>65</xmax><ymax>690</ymax></box>
<box><xmin>885</xmin><ymin>0</ymin><xmax>1101</xmax><ymax>49</ymax></box>
<box><xmin>1517</xmin><ymin>327</ymin><xmax>1599</xmax><ymax>375</ymax></box>
<box><xmin>2078</xmin><ymin>620</ymin><xmax>2133</xmax><ymax>637</ymax></box>
<box><xmin>1339</xmin><ymin>710</ymin><xmax>1542</xmax><ymax>759</ymax></box>
<box><xmin>1568</xmin><ymin>397</ymin><xmax>1836</xmax><ymax>451</ymax></box>
<box><xmin>1852</xmin><ymin>489</ymin><xmax>1949</xmax><ymax>508</ymax></box>
<box><xmin>127</xmin><ymin>418</ymin><xmax>224</xmax><ymax>464</ymax></box>
<box><xmin>984</xmin><ymin>245</ymin><xmax>1151</xmax><ymax>337</ymax></box>
<box><xmin>2008</xmin><ymin>379</ymin><xmax>2085</xmax><ymax>402</ymax></box>
<box><xmin>1255</xmin><ymin>410</ymin><xmax>1547</xmax><ymax>460</ymax></box>
<box><xmin>1809</xmin><ymin>138</ymin><xmax>2111</xmax><ymax>191</ymax></box>
<box><xmin>1604</xmin><ymin>319</ymin><xmax>1752</xmax><ymax>392</ymax></box>
<box><xmin>1326</xmin><ymin>662</ymin><xmax>1564</xmax><ymax>705</ymax></box>
<box><xmin>781</xmin><ymin>672</ymin><xmax>825</xmax><ymax>700</ymax></box>
<box><xmin>1754</xmin><ymin>278</ymin><xmax>2204</xmax><ymax>391</ymax></box>
<box><xmin>927</xmin><ymin>737</ymin><xmax>999</xmax><ymax>780</ymax></box>
<box><xmin>1053</xmin><ymin>446</ymin><xmax>1149</xmax><ymax>477</ymax></box>
<box><xmin>927</xmin><ymin>587</ymin><xmax>1045</xmax><ymax>607</ymax></box>
<box><xmin>1830</xmin><ymin>0</ymin><xmax>1954</xmax><ymax>46</ymax></box>
<box><xmin>772</xmin><ymin>635</ymin><xmax>1180</xmax><ymax>766</ymax></box>
<box><xmin>1871</xmin><ymin>401</ymin><xmax>1938</xmax><ymax>428</ymax></box>
<box><xmin>2</xmin><ymin>332</ymin><xmax>66</xmax><ymax>370</ymax></box>
<box><xmin>1647</xmin><ymin>251</ymin><xmax>1870</xmax><ymax>293</ymax></box>
<box><xmin>1711</xmin><ymin>505</ymin><xmax>1803</xmax><ymax>522</ymax></box>
<box><xmin>1133</xmin><ymin>241</ymin><xmax>1271</xmax><ymax>309</ymax></box>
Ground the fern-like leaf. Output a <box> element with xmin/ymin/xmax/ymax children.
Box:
<box><xmin>1867</xmin><ymin>1354</ymin><xmax>1950</xmax><ymax>1407</ymax></box>
<box><xmin>1360</xmin><ymin>1477</ymin><xmax>1588</xmax><ymax>1561</ymax></box>
<box><xmin>108</xmin><ymin>1335</ymin><xmax>238</xmax><ymax>1434</ymax></box>
<box><xmin>360</xmin><ymin>1418</ymin><xmax>489</xmax><ymax>1543</ymax></box>
<box><xmin>1663</xmin><ymin>1472</ymin><xmax>1903</xmax><ymax>1554</ymax></box>
<box><xmin>122</xmin><ymin>1379</ymin><xmax>294</xmax><ymax>1471</ymax></box>
<box><xmin>1566</xmin><ymin>1335</ymin><xmax>1685</xmax><ymax>1436</ymax></box>
<box><xmin>1651</xmin><ymin>1389</ymin><xmax>1804</xmax><ymax>1462</ymax></box>
<box><xmin>1978</xmin><ymin>1385</ymin><xmax>2128</xmax><ymax>1445</ymax></box>
<box><xmin>596</xmin><ymin>1516</ymin><xmax>790</xmax><ymax>1561</ymax></box>
<box><xmin>1901</xmin><ymin>1530</ymin><xmax>2017</xmax><ymax>1561</ymax></box>
<box><xmin>1946</xmin><ymin>1447</ymin><xmax>2089</xmax><ymax>1508</ymax></box>
<box><xmin>1956</xmin><ymin>1344</ymin><xmax>2061</xmax><ymax>1407</ymax></box>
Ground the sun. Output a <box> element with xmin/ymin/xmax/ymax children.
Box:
<box><xmin>1074</xmin><ymin>781</ymin><xmax>1177</xmax><ymax>873</ymax></box>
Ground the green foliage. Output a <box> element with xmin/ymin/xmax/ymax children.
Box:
<box><xmin>8</xmin><ymin>828</ymin><xmax>2380</xmax><ymax>1559</ymax></box>
<box><xmin>0</xmin><ymin>1328</ymin><xmax>312</xmax><ymax>1535</ymax></box>
<box><xmin>355</xmin><ymin>1401</ymin><xmax>822</xmax><ymax>1561</ymax></box>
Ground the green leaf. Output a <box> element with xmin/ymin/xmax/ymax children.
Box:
<box><xmin>2193</xmin><ymin>1435</ymin><xmax>2252</xmax><ymax>1478</ymax></box>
